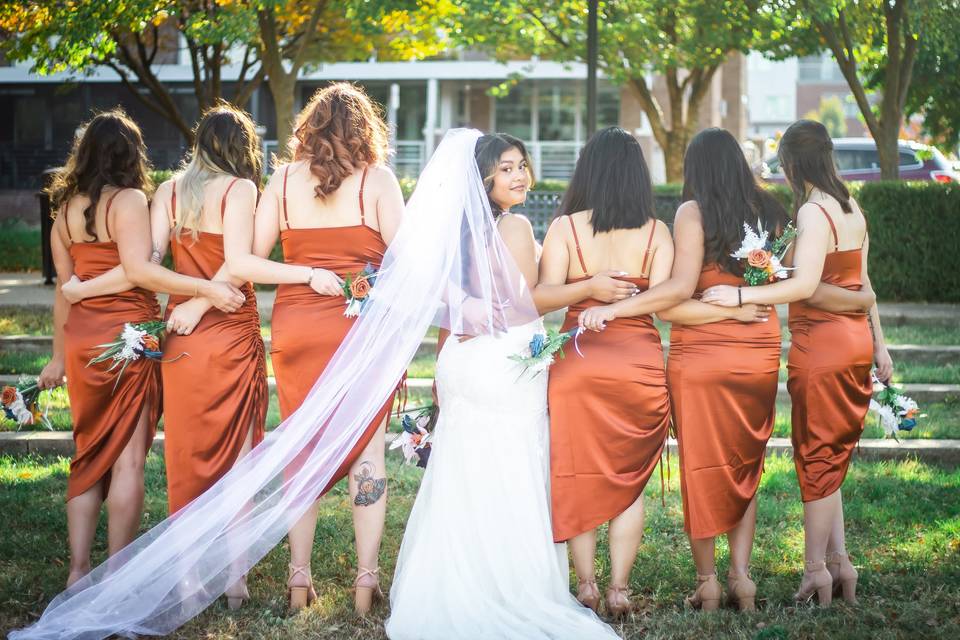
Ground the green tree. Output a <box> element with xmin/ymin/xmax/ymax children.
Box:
<box><xmin>772</xmin><ymin>0</ymin><xmax>929</xmax><ymax>179</ymax></box>
<box><xmin>0</xmin><ymin>1</ymin><xmax>450</xmax><ymax>149</ymax></box>
<box><xmin>0</xmin><ymin>1</ymin><xmax>263</xmax><ymax>144</ymax></box>
<box><xmin>804</xmin><ymin>95</ymin><xmax>848</xmax><ymax>137</ymax></box>
<box><xmin>452</xmin><ymin>1</ymin><xmax>782</xmax><ymax>182</ymax></box>
<box><xmin>894</xmin><ymin>1</ymin><xmax>960</xmax><ymax>148</ymax></box>
<box><xmin>253</xmin><ymin>0</ymin><xmax>450</xmax><ymax>149</ymax></box>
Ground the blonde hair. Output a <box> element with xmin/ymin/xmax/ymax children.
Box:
<box><xmin>173</xmin><ymin>103</ymin><xmax>262</xmax><ymax>239</ymax></box>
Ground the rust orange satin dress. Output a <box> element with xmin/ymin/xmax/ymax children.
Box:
<box><xmin>161</xmin><ymin>180</ymin><xmax>268</xmax><ymax>514</ymax></box>
<box><xmin>271</xmin><ymin>167</ymin><xmax>395</xmax><ymax>495</ymax></box>
<box><xmin>63</xmin><ymin>192</ymin><xmax>162</xmax><ymax>501</ymax></box>
<box><xmin>668</xmin><ymin>264</ymin><xmax>781</xmax><ymax>539</ymax></box>
<box><xmin>788</xmin><ymin>205</ymin><xmax>873</xmax><ymax>502</ymax></box>
<box><xmin>549</xmin><ymin>217</ymin><xmax>670</xmax><ymax>543</ymax></box>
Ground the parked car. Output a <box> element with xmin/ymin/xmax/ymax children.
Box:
<box><xmin>763</xmin><ymin>138</ymin><xmax>959</xmax><ymax>183</ymax></box>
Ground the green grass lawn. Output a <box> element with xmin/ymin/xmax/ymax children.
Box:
<box><xmin>0</xmin><ymin>223</ymin><xmax>42</xmax><ymax>272</ymax></box>
<box><xmin>0</xmin><ymin>453</ymin><xmax>957</xmax><ymax>639</ymax></box>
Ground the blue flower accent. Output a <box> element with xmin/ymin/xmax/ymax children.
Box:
<box><xmin>528</xmin><ymin>333</ymin><xmax>546</xmax><ymax>358</ymax></box>
<box><xmin>401</xmin><ymin>414</ymin><xmax>416</xmax><ymax>433</ymax></box>
<box><xmin>900</xmin><ymin>418</ymin><xmax>917</xmax><ymax>431</ymax></box>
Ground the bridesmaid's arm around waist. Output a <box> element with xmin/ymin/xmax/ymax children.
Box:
<box><xmin>804</xmin><ymin>282</ymin><xmax>874</xmax><ymax>314</ymax></box>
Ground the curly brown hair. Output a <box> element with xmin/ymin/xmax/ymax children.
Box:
<box><xmin>47</xmin><ymin>108</ymin><xmax>153</xmax><ymax>239</ymax></box>
<box><xmin>291</xmin><ymin>82</ymin><xmax>389</xmax><ymax>199</ymax></box>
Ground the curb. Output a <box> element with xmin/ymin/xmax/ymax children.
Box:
<box><xmin>2</xmin><ymin>432</ymin><xmax>958</xmax><ymax>464</ymax></box>
<box><xmin>2</xmin><ymin>334</ymin><xmax>959</xmax><ymax>367</ymax></box>
<box><xmin>1</xmin><ymin>374</ymin><xmax>953</xmax><ymax>404</ymax></box>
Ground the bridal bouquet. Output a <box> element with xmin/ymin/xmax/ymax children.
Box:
<box><xmin>87</xmin><ymin>320</ymin><xmax>184</xmax><ymax>392</ymax></box>
<box><xmin>342</xmin><ymin>263</ymin><xmax>378</xmax><ymax>317</ymax></box>
<box><xmin>731</xmin><ymin>221</ymin><xmax>797</xmax><ymax>285</ymax></box>
<box><xmin>509</xmin><ymin>327</ymin><xmax>583</xmax><ymax>378</ymax></box>
<box><xmin>869</xmin><ymin>375</ymin><xmax>923</xmax><ymax>440</ymax></box>
<box><xmin>1</xmin><ymin>375</ymin><xmax>52</xmax><ymax>430</ymax></box>
<box><xmin>390</xmin><ymin>405</ymin><xmax>438</xmax><ymax>468</ymax></box>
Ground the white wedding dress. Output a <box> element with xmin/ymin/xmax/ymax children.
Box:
<box><xmin>386</xmin><ymin>319</ymin><xmax>619</xmax><ymax>640</ymax></box>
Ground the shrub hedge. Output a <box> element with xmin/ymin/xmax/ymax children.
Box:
<box><xmin>3</xmin><ymin>180</ymin><xmax>957</xmax><ymax>302</ymax></box>
<box><xmin>520</xmin><ymin>181</ymin><xmax>959</xmax><ymax>302</ymax></box>
<box><xmin>856</xmin><ymin>181</ymin><xmax>960</xmax><ymax>302</ymax></box>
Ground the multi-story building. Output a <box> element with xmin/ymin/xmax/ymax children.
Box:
<box><xmin>1</xmin><ymin>45</ymin><xmax>750</xmax><ymax>198</ymax></box>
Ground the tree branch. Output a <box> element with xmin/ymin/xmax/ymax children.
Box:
<box><xmin>815</xmin><ymin>16</ymin><xmax>881</xmax><ymax>136</ymax></box>
<box><xmin>291</xmin><ymin>0</ymin><xmax>327</xmax><ymax>73</ymax></box>
<box><xmin>518</xmin><ymin>1</ymin><xmax>573</xmax><ymax>50</ymax></box>
<box><xmin>627</xmin><ymin>76</ymin><xmax>668</xmax><ymax>151</ymax></box>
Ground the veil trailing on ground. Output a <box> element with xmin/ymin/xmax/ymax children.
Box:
<box><xmin>10</xmin><ymin>128</ymin><xmax>538</xmax><ymax>640</ymax></box>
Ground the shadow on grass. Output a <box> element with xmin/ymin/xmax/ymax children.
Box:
<box><xmin>1</xmin><ymin>454</ymin><xmax>957</xmax><ymax>639</ymax></box>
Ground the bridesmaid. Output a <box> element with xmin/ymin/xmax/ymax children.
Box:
<box><xmin>536</xmin><ymin>127</ymin><xmax>674</xmax><ymax>618</ymax></box>
<box><xmin>153</xmin><ymin>105</ymin><xmax>267</xmax><ymax>608</ymax></box>
<box><xmin>702</xmin><ymin>119</ymin><xmax>890</xmax><ymax>606</ymax></box>
<box><xmin>39</xmin><ymin>110</ymin><xmax>242</xmax><ymax>589</ymax></box>
<box><xmin>149</xmin><ymin>106</ymin><xmax>267</xmax><ymax>522</ymax></box>
<box><xmin>656</xmin><ymin>129</ymin><xmax>788</xmax><ymax>611</ymax></box>
<box><xmin>226</xmin><ymin>83</ymin><xmax>404</xmax><ymax>614</ymax></box>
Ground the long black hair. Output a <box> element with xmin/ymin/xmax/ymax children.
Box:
<box><xmin>557</xmin><ymin>126</ymin><xmax>654</xmax><ymax>234</ymax></box>
<box><xmin>683</xmin><ymin>127</ymin><xmax>789</xmax><ymax>275</ymax></box>
<box><xmin>474</xmin><ymin>133</ymin><xmax>534</xmax><ymax>217</ymax></box>
<box><xmin>778</xmin><ymin>119</ymin><xmax>852</xmax><ymax>216</ymax></box>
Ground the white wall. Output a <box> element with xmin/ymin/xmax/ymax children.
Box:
<box><xmin>746</xmin><ymin>52</ymin><xmax>797</xmax><ymax>137</ymax></box>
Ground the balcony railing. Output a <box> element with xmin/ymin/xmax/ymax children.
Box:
<box><xmin>262</xmin><ymin>139</ymin><xmax>583</xmax><ymax>184</ymax></box>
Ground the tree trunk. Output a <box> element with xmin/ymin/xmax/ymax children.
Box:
<box><xmin>876</xmin><ymin>125</ymin><xmax>901</xmax><ymax>180</ymax></box>
<box><xmin>663</xmin><ymin>134</ymin><xmax>685</xmax><ymax>184</ymax></box>
<box><xmin>268</xmin><ymin>74</ymin><xmax>298</xmax><ymax>151</ymax></box>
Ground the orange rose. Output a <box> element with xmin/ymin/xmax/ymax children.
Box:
<box><xmin>142</xmin><ymin>335</ymin><xmax>160</xmax><ymax>352</ymax></box>
<box><xmin>350</xmin><ymin>276</ymin><xmax>371</xmax><ymax>300</ymax></box>
<box><xmin>1</xmin><ymin>386</ymin><xmax>15</xmax><ymax>405</ymax></box>
<box><xmin>747</xmin><ymin>249</ymin><xmax>771</xmax><ymax>269</ymax></box>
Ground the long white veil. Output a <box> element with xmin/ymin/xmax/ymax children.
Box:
<box><xmin>10</xmin><ymin>128</ymin><xmax>539</xmax><ymax>640</ymax></box>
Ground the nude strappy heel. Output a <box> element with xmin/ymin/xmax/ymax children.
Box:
<box><xmin>576</xmin><ymin>577</ymin><xmax>601</xmax><ymax>614</ymax></box>
<box><xmin>826</xmin><ymin>551</ymin><xmax>859</xmax><ymax>604</ymax></box>
<box><xmin>354</xmin><ymin>566</ymin><xmax>384</xmax><ymax>616</ymax></box>
<box><xmin>794</xmin><ymin>560</ymin><xmax>833</xmax><ymax>607</ymax></box>
<box><xmin>685</xmin><ymin>573</ymin><xmax>722</xmax><ymax>612</ymax></box>
<box><xmin>224</xmin><ymin>575</ymin><xmax>249</xmax><ymax>610</ymax></box>
<box><xmin>287</xmin><ymin>563</ymin><xmax>317</xmax><ymax>612</ymax></box>
<box><xmin>726</xmin><ymin>572</ymin><xmax>757</xmax><ymax>611</ymax></box>
<box><xmin>605</xmin><ymin>584</ymin><xmax>634</xmax><ymax>620</ymax></box>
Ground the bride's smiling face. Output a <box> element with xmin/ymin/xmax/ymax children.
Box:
<box><xmin>488</xmin><ymin>147</ymin><xmax>530</xmax><ymax>212</ymax></box>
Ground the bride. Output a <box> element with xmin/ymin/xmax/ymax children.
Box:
<box><xmin>386</xmin><ymin>133</ymin><xmax>617</xmax><ymax>639</ymax></box>
<box><xmin>10</xmin><ymin>129</ymin><xmax>616</xmax><ymax>640</ymax></box>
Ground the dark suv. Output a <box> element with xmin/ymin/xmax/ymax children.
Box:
<box><xmin>763</xmin><ymin>138</ymin><xmax>959</xmax><ymax>183</ymax></box>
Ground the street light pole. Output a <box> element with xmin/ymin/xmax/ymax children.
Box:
<box><xmin>586</xmin><ymin>0</ymin><xmax>599</xmax><ymax>138</ymax></box>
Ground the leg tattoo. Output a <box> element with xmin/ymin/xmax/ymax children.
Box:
<box><xmin>353</xmin><ymin>461</ymin><xmax>386</xmax><ymax>507</ymax></box>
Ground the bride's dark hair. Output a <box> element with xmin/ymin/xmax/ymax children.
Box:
<box><xmin>474</xmin><ymin>133</ymin><xmax>534</xmax><ymax>217</ymax></box>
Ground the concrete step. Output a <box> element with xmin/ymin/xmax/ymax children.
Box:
<box><xmin>3</xmin><ymin>334</ymin><xmax>957</xmax><ymax>367</ymax></box>
<box><xmin>2</xmin><ymin>370</ymin><xmax>955</xmax><ymax>407</ymax></box>
<box><xmin>2</xmin><ymin>431</ymin><xmax>958</xmax><ymax>464</ymax></box>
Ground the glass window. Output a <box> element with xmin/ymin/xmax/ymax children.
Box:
<box><xmin>495</xmin><ymin>83</ymin><xmax>531</xmax><ymax>141</ymax></box>
<box><xmin>898</xmin><ymin>150</ymin><xmax>920</xmax><ymax>167</ymax></box>
<box><xmin>14</xmin><ymin>97</ymin><xmax>46</xmax><ymax>147</ymax></box>
<box><xmin>537</xmin><ymin>82</ymin><xmax>576</xmax><ymax>141</ymax></box>
<box><xmin>597</xmin><ymin>82</ymin><xmax>620</xmax><ymax>130</ymax></box>
<box><xmin>835</xmin><ymin>149</ymin><xmax>879</xmax><ymax>171</ymax></box>
<box><xmin>396</xmin><ymin>85</ymin><xmax>425</xmax><ymax>141</ymax></box>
